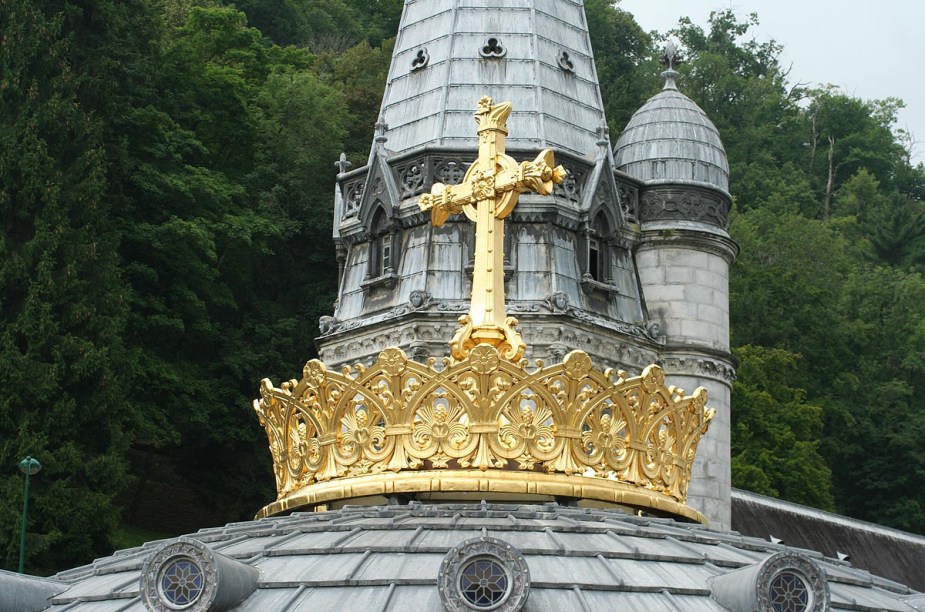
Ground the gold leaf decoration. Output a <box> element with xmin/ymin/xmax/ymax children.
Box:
<box><xmin>254</xmin><ymin>346</ymin><xmax>714</xmax><ymax>519</ymax></box>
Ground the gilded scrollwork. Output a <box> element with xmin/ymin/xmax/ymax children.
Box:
<box><xmin>254</xmin><ymin>346</ymin><xmax>714</xmax><ymax>504</ymax></box>
<box><xmin>580</xmin><ymin>405</ymin><xmax>628</xmax><ymax>471</ymax></box>
<box><xmin>470</xmin><ymin>344</ymin><xmax>500</xmax><ymax>375</ymax></box>
<box><xmin>339</xmin><ymin>405</ymin><xmax>386</xmax><ymax>461</ymax></box>
<box><xmin>378</xmin><ymin>347</ymin><xmax>407</xmax><ymax>377</ymax></box>
<box><xmin>498</xmin><ymin>402</ymin><xmax>555</xmax><ymax>457</ymax></box>
<box><xmin>411</xmin><ymin>401</ymin><xmax>471</xmax><ymax>465</ymax></box>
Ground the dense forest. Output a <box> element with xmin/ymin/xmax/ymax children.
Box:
<box><xmin>2</xmin><ymin>0</ymin><xmax>923</xmax><ymax>574</ymax></box>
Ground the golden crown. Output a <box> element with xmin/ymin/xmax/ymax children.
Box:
<box><xmin>252</xmin><ymin>98</ymin><xmax>714</xmax><ymax>523</ymax></box>
<box><xmin>254</xmin><ymin>346</ymin><xmax>714</xmax><ymax>521</ymax></box>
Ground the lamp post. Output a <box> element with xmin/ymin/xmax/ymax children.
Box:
<box><xmin>18</xmin><ymin>456</ymin><xmax>41</xmax><ymax>574</ymax></box>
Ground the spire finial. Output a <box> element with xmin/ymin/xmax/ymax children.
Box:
<box><xmin>374</xmin><ymin>116</ymin><xmax>389</xmax><ymax>143</ymax></box>
<box><xmin>659</xmin><ymin>41</ymin><xmax>681</xmax><ymax>90</ymax></box>
<box><xmin>334</xmin><ymin>152</ymin><xmax>352</xmax><ymax>174</ymax></box>
<box><xmin>595</xmin><ymin>120</ymin><xmax>610</xmax><ymax>146</ymax></box>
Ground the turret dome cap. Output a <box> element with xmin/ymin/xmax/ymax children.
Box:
<box><xmin>613</xmin><ymin>42</ymin><xmax>729</xmax><ymax>192</ymax></box>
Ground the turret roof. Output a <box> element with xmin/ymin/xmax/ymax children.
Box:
<box><xmin>614</xmin><ymin>44</ymin><xmax>730</xmax><ymax>192</ymax></box>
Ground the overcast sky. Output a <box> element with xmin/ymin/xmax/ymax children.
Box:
<box><xmin>618</xmin><ymin>0</ymin><xmax>924</xmax><ymax>164</ymax></box>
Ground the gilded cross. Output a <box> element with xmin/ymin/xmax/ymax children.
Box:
<box><xmin>419</xmin><ymin>96</ymin><xmax>566</xmax><ymax>361</ymax></box>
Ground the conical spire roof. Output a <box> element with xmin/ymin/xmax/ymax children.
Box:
<box><xmin>378</xmin><ymin>0</ymin><xmax>608</xmax><ymax>157</ymax></box>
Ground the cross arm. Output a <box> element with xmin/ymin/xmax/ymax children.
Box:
<box><xmin>494</xmin><ymin>150</ymin><xmax>567</xmax><ymax>217</ymax></box>
<box><xmin>418</xmin><ymin>182</ymin><xmax>475</xmax><ymax>227</ymax></box>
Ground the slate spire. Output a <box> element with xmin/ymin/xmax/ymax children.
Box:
<box><xmin>377</xmin><ymin>0</ymin><xmax>609</xmax><ymax>157</ymax></box>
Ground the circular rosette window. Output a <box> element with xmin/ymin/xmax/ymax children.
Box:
<box><xmin>159</xmin><ymin>557</ymin><xmax>204</xmax><ymax>607</ymax></box>
<box><xmin>758</xmin><ymin>552</ymin><xmax>830</xmax><ymax>612</ymax></box>
<box><xmin>439</xmin><ymin>537</ymin><xmax>530</xmax><ymax>612</ymax></box>
<box><xmin>769</xmin><ymin>572</ymin><xmax>812</xmax><ymax>611</ymax></box>
<box><xmin>141</xmin><ymin>539</ymin><xmax>216</xmax><ymax>612</ymax></box>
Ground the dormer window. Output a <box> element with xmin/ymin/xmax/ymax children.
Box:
<box><xmin>362</xmin><ymin>206</ymin><xmax>399</xmax><ymax>292</ymax></box>
<box><xmin>370</xmin><ymin>207</ymin><xmax>394</xmax><ymax>277</ymax></box>
<box><xmin>587</xmin><ymin>212</ymin><xmax>609</xmax><ymax>282</ymax></box>
<box><xmin>380</xmin><ymin>239</ymin><xmax>392</xmax><ymax>274</ymax></box>
<box><xmin>580</xmin><ymin>212</ymin><xmax>618</xmax><ymax>295</ymax></box>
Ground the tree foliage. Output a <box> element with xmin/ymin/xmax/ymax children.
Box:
<box><xmin>731</xmin><ymin>346</ymin><xmax>833</xmax><ymax>510</ymax></box>
<box><xmin>0</xmin><ymin>0</ymin><xmax>148</xmax><ymax>575</ymax></box>
<box><xmin>0</xmin><ymin>0</ymin><xmax>359</xmax><ymax>573</ymax></box>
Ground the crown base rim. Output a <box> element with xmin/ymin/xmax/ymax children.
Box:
<box><xmin>256</xmin><ymin>470</ymin><xmax>707</xmax><ymax>524</ymax></box>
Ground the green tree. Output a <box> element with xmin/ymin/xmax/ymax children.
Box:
<box><xmin>805</xmin><ymin>89</ymin><xmax>907</xmax><ymax>212</ymax></box>
<box><xmin>672</xmin><ymin>11</ymin><xmax>807</xmax><ymax>213</ymax></box>
<box><xmin>228</xmin><ymin>0</ymin><xmax>361</xmax><ymax>47</ymax></box>
<box><xmin>113</xmin><ymin>6</ymin><xmax>350</xmax><ymax>533</ymax></box>
<box><xmin>729</xmin><ymin>209</ymin><xmax>855</xmax><ymax>389</ymax></box>
<box><xmin>866</xmin><ymin>199</ymin><xmax>925</xmax><ymax>269</ymax></box>
<box><xmin>731</xmin><ymin>347</ymin><xmax>834</xmax><ymax>510</ymax></box>
<box><xmin>824</xmin><ymin>266</ymin><xmax>925</xmax><ymax>531</ymax></box>
<box><xmin>328</xmin><ymin>38</ymin><xmax>393</xmax><ymax>159</ymax></box>
<box><xmin>0</xmin><ymin>0</ymin><xmax>163</xmax><ymax>573</ymax></box>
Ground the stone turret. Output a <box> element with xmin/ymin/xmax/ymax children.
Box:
<box><xmin>614</xmin><ymin>42</ymin><xmax>738</xmax><ymax>528</ymax></box>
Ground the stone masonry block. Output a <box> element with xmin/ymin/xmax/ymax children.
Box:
<box><xmin>684</xmin><ymin>285</ymin><xmax>715</xmax><ymax>305</ymax></box>
<box><xmin>637</xmin><ymin>265</ymin><xmax>665</xmax><ymax>285</ymax></box>
<box><xmin>642</xmin><ymin>284</ymin><xmax>686</xmax><ymax>303</ymax></box>
<box><xmin>659</xmin><ymin>316</ymin><xmax>685</xmax><ymax>335</ymax></box>
<box><xmin>680</xmin><ymin>319</ymin><xmax>721</xmax><ymax>343</ymax></box>
<box><xmin>671</xmin><ymin>302</ymin><xmax>700</xmax><ymax>319</ymax></box>
<box><xmin>634</xmin><ymin>248</ymin><xmax>660</xmax><ymax>267</ymax></box>
<box><xmin>662</xmin><ymin>248</ymin><xmax>709</xmax><ymax>269</ymax></box>
<box><xmin>665</xmin><ymin>267</ymin><xmax>699</xmax><ymax>285</ymax></box>
<box><xmin>695</xmin><ymin>268</ymin><xmax>728</xmax><ymax>291</ymax></box>
<box><xmin>697</xmin><ymin>303</ymin><xmax>725</xmax><ymax>325</ymax></box>
<box><xmin>708</xmin><ymin>254</ymin><xmax>731</xmax><ymax>273</ymax></box>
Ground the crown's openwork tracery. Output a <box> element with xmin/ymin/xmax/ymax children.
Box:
<box><xmin>253</xmin><ymin>97</ymin><xmax>714</xmax><ymax>523</ymax></box>
<box><xmin>254</xmin><ymin>346</ymin><xmax>714</xmax><ymax>522</ymax></box>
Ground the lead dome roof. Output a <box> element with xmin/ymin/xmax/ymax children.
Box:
<box><xmin>36</xmin><ymin>502</ymin><xmax>922</xmax><ymax>610</ymax></box>
<box><xmin>614</xmin><ymin>65</ymin><xmax>730</xmax><ymax>193</ymax></box>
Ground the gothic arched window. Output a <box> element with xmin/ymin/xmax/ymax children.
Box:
<box><xmin>362</xmin><ymin>206</ymin><xmax>399</xmax><ymax>292</ymax></box>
